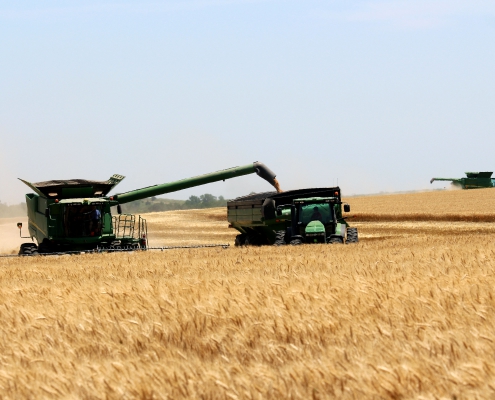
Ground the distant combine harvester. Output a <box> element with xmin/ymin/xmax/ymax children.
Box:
<box><xmin>430</xmin><ymin>172</ymin><xmax>495</xmax><ymax>190</ymax></box>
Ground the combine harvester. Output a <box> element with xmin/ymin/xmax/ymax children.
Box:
<box><xmin>15</xmin><ymin>162</ymin><xmax>280</xmax><ymax>255</ymax></box>
<box><xmin>227</xmin><ymin>187</ymin><xmax>358</xmax><ymax>245</ymax></box>
<box><xmin>430</xmin><ymin>172</ymin><xmax>495</xmax><ymax>189</ymax></box>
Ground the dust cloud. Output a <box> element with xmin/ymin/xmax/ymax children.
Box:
<box><xmin>0</xmin><ymin>217</ymin><xmax>29</xmax><ymax>254</ymax></box>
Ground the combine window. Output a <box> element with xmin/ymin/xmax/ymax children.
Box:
<box><xmin>64</xmin><ymin>204</ymin><xmax>103</xmax><ymax>237</ymax></box>
<box><xmin>298</xmin><ymin>203</ymin><xmax>333</xmax><ymax>225</ymax></box>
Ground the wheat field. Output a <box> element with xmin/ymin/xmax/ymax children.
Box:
<box><xmin>1</xmin><ymin>189</ymin><xmax>495</xmax><ymax>398</ymax></box>
<box><xmin>343</xmin><ymin>187</ymin><xmax>495</xmax><ymax>221</ymax></box>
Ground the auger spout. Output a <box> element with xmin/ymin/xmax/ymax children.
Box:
<box><xmin>114</xmin><ymin>162</ymin><xmax>281</xmax><ymax>204</ymax></box>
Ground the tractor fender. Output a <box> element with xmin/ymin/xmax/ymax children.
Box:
<box><xmin>335</xmin><ymin>223</ymin><xmax>346</xmax><ymax>238</ymax></box>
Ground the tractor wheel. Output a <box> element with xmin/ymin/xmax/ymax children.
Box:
<box><xmin>273</xmin><ymin>230</ymin><xmax>286</xmax><ymax>246</ymax></box>
<box><xmin>328</xmin><ymin>237</ymin><xmax>344</xmax><ymax>244</ymax></box>
<box><xmin>290</xmin><ymin>238</ymin><xmax>303</xmax><ymax>245</ymax></box>
<box><xmin>234</xmin><ymin>234</ymin><xmax>246</xmax><ymax>247</ymax></box>
<box><xmin>346</xmin><ymin>228</ymin><xmax>359</xmax><ymax>244</ymax></box>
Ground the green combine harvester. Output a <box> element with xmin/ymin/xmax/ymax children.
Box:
<box><xmin>16</xmin><ymin>162</ymin><xmax>279</xmax><ymax>255</ymax></box>
<box><xmin>227</xmin><ymin>187</ymin><xmax>358</xmax><ymax>245</ymax></box>
<box><xmin>430</xmin><ymin>172</ymin><xmax>495</xmax><ymax>189</ymax></box>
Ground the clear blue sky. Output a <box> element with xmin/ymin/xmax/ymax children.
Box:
<box><xmin>1</xmin><ymin>0</ymin><xmax>494</xmax><ymax>203</ymax></box>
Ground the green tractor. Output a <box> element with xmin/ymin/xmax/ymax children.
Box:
<box><xmin>281</xmin><ymin>195</ymin><xmax>357</xmax><ymax>245</ymax></box>
<box><xmin>17</xmin><ymin>162</ymin><xmax>280</xmax><ymax>255</ymax></box>
<box><xmin>227</xmin><ymin>187</ymin><xmax>358</xmax><ymax>245</ymax></box>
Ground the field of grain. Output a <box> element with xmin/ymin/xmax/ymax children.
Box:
<box><xmin>1</xmin><ymin>189</ymin><xmax>495</xmax><ymax>398</ymax></box>
<box><xmin>343</xmin><ymin>187</ymin><xmax>495</xmax><ymax>221</ymax></box>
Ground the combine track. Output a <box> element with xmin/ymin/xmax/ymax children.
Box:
<box><xmin>0</xmin><ymin>243</ymin><xmax>230</xmax><ymax>258</ymax></box>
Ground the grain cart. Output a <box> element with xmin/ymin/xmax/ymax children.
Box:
<box><xmin>227</xmin><ymin>187</ymin><xmax>358</xmax><ymax>245</ymax></box>
<box><xmin>17</xmin><ymin>162</ymin><xmax>279</xmax><ymax>255</ymax></box>
<box><xmin>430</xmin><ymin>172</ymin><xmax>495</xmax><ymax>189</ymax></box>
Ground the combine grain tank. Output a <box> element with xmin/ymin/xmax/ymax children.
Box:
<box><xmin>17</xmin><ymin>162</ymin><xmax>279</xmax><ymax>255</ymax></box>
<box><xmin>228</xmin><ymin>187</ymin><xmax>358</xmax><ymax>245</ymax></box>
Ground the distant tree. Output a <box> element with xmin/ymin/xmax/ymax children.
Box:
<box><xmin>200</xmin><ymin>194</ymin><xmax>217</xmax><ymax>208</ymax></box>
<box><xmin>111</xmin><ymin>193</ymin><xmax>228</xmax><ymax>214</ymax></box>
<box><xmin>184</xmin><ymin>195</ymin><xmax>201</xmax><ymax>208</ymax></box>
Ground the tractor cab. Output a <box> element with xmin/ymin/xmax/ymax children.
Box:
<box><xmin>289</xmin><ymin>196</ymin><xmax>350</xmax><ymax>244</ymax></box>
<box><xmin>292</xmin><ymin>197</ymin><xmax>337</xmax><ymax>243</ymax></box>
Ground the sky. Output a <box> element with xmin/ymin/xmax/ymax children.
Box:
<box><xmin>1</xmin><ymin>0</ymin><xmax>494</xmax><ymax>204</ymax></box>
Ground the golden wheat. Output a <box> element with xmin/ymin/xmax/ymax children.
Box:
<box><xmin>343</xmin><ymin>187</ymin><xmax>495</xmax><ymax>220</ymax></box>
<box><xmin>0</xmin><ymin>189</ymin><xmax>494</xmax><ymax>398</ymax></box>
<box><xmin>1</xmin><ymin>236</ymin><xmax>495</xmax><ymax>398</ymax></box>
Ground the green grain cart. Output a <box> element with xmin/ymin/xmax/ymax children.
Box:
<box><xmin>227</xmin><ymin>187</ymin><xmax>358</xmax><ymax>245</ymax></box>
<box><xmin>17</xmin><ymin>162</ymin><xmax>279</xmax><ymax>255</ymax></box>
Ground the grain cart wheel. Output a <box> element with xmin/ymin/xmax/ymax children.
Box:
<box><xmin>328</xmin><ymin>237</ymin><xmax>344</xmax><ymax>244</ymax></box>
<box><xmin>245</xmin><ymin>234</ymin><xmax>262</xmax><ymax>246</ymax></box>
<box><xmin>273</xmin><ymin>230</ymin><xmax>286</xmax><ymax>246</ymax></box>
<box><xmin>290</xmin><ymin>238</ymin><xmax>303</xmax><ymax>245</ymax></box>
<box><xmin>235</xmin><ymin>234</ymin><xmax>246</xmax><ymax>247</ymax></box>
<box><xmin>346</xmin><ymin>228</ymin><xmax>359</xmax><ymax>244</ymax></box>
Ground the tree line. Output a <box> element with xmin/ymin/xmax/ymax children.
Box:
<box><xmin>1</xmin><ymin>194</ymin><xmax>228</xmax><ymax>218</ymax></box>
<box><xmin>115</xmin><ymin>194</ymin><xmax>228</xmax><ymax>214</ymax></box>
